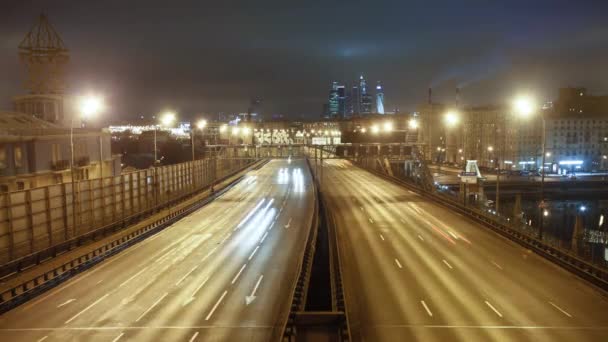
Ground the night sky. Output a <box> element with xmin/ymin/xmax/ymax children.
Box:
<box><xmin>1</xmin><ymin>0</ymin><xmax>608</xmax><ymax>122</ymax></box>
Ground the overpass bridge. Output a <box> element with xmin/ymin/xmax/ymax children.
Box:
<box><xmin>0</xmin><ymin>145</ymin><xmax>607</xmax><ymax>341</ymax></box>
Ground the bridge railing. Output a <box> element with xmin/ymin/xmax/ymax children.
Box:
<box><xmin>0</xmin><ymin>156</ymin><xmax>260</xmax><ymax>270</ymax></box>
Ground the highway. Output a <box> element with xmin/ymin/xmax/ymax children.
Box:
<box><xmin>319</xmin><ymin>159</ymin><xmax>608</xmax><ymax>341</ymax></box>
<box><xmin>0</xmin><ymin>159</ymin><xmax>314</xmax><ymax>342</ymax></box>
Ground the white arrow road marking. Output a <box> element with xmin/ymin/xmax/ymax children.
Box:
<box><xmin>246</xmin><ymin>275</ymin><xmax>264</xmax><ymax>305</ymax></box>
<box><xmin>183</xmin><ymin>276</ymin><xmax>210</xmax><ymax>306</ymax></box>
<box><xmin>285</xmin><ymin>218</ymin><xmax>292</xmax><ymax>228</ymax></box>
<box><xmin>57</xmin><ymin>299</ymin><xmax>76</xmax><ymax>308</ymax></box>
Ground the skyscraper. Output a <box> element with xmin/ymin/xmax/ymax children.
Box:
<box><xmin>359</xmin><ymin>75</ymin><xmax>373</xmax><ymax>114</ymax></box>
<box><xmin>328</xmin><ymin>82</ymin><xmax>339</xmax><ymax>118</ymax></box>
<box><xmin>349</xmin><ymin>84</ymin><xmax>360</xmax><ymax>116</ymax></box>
<box><xmin>337</xmin><ymin>84</ymin><xmax>346</xmax><ymax>118</ymax></box>
<box><xmin>376</xmin><ymin>81</ymin><xmax>385</xmax><ymax>114</ymax></box>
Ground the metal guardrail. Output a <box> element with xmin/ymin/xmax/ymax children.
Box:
<box><xmin>0</xmin><ymin>159</ymin><xmax>267</xmax><ymax>314</ymax></box>
<box><xmin>322</xmin><ymin>194</ymin><xmax>352</xmax><ymax>341</ymax></box>
<box><xmin>280</xmin><ymin>157</ymin><xmax>319</xmax><ymax>341</ymax></box>
<box><xmin>0</xmin><ymin>158</ymin><xmax>258</xmax><ymax>279</ymax></box>
<box><xmin>355</xmin><ymin>161</ymin><xmax>608</xmax><ymax>293</ymax></box>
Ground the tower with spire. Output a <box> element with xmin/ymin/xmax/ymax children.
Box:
<box><xmin>13</xmin><ymin>13</ymin><xmax>71</xmax><ymax>126</ymax></box>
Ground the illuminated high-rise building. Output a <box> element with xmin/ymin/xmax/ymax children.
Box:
<box><xmin>359</xmin><ymin>75</ymin><xmax>373</xmax><ymax>114</ymax></box>
<box><xmin>328</xmin><ymin>82</ymin><xmax>339</xmax><ymax>118</ymax></box>
<box><xmin>376</xmin><ymin>81</ymin><xmax>385</xmax><ymax>114</ymax></box>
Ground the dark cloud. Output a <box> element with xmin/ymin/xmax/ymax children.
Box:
<box><xmin>1</xmin><ymin>0</ymin><xmax>608</xmax><ymax>121</ymax></box>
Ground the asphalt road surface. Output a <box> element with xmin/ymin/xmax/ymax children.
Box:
<box><xmin>319</xmin><ymin>158</ymin><xmax>608</xmax><ymax>342</ymax></box>
<box><xmin>0</xmin><ymin>159</ymin><xmax>314</xmax><ymax>342</ymax></box>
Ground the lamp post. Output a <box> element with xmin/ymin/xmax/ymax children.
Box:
<box><xmin>155</xmin><ymin>112</ymin><xmax>176</xmax><ymax>165</ymax></box>
<box><xmin>71</xmin><ymin>95</ymin><xmax>104</xmax><ymax>237</ymax></box>
<box><xmin>191</xmin><ymin>119</ymin><xmax>206</xmax><ymax>187</ymax></box>
<box><xmin>512</xmin><ymin>95</ymin><xmax>546</xmax><ymax>238</ymax></box>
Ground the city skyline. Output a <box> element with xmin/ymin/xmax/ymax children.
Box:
<box><xmin>1</xmin><ymin>1</ymin><xmax>608</xmax><ymax>121</ymax></box>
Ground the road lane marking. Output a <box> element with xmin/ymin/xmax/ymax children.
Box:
<box><xmin>136</xmin><ymin>292</ymin><xmax>168</xmax><ymax>322</ymax></box>
<box><xmin>189</xmin><ymin>331</ymin><xmax>199</xmax><ymax>342</ymax></box>
<box><xmin>249</xmin><ymin>246</ymin><xmax>260</xmax><ymax>260</ymax></box>
<box><xmin>205</xmin><ymin>290</ymin><xmax>228</xmax><ymax>321</ymax></box>
<box><xmin>176</xmin><ymin>265</ymin><xmax>199</xmax><ymax>286</ymax></box>
<box><xmin>96</xmin><ymin>280</ymin><xmax>103</xmax><ymax>285</ymax></box>
<box><xmin>231</xmin><ymin>264</ymin><xmax>247</xmax><ymax>284</ymax></box>
<box><xmin>369</xmin><ymin>218</ymin><xmax>374</xmax><ymax>224</ymax></box>
<box><xmin>285</xmin><ymin>218</ymin><xmax>292</xmax><ymax>228</ymax></box>
<box><xmin>485</xmin><ymin>301</ymin><xmax>503</xmax><ymax>318</ymax></box>
<box><xmin>491</xmin><ymin>261</ymin><xmax>503</xmax><ymax>270</ymax></box>
<box><xmin>394</xmin><ymin>259</ymin><xmax>403</xmax><ymax>269</ymax></box>
<box><xmin>183</xmin><ymin>276</ymin><xmax>211</xmax><ymax>306</ymax></box>
<box><xmin>221</xmin><ymin>233</ymin><xmax>232</xmax><ymax>244</ymax></box>
<box><xmin>111</xmin><ymin>332</ymin><xmax>124</xmax><ymax>342</ymax></box>
<box><xmin>549</xmin><ymin>302</ymin><xmax>572</xmax><ymax>318</ymax></box>
<box><xmin>260</xmin><ymin>231</ymin><xmax>269</xmax><ymax>243</ymax></box>
<box><xmin>418</xmin><ymin>235</ymin><xmax>424</xmax><ymax>241</ymax></box>
<box><xmin>246</xmin><ymin>275</ymin><xmax>264</xmax><ymax>305</ymax></box>
<box><xmin>201</xmin><ymin>246</ymin><xmax>218</xmax><ymax>262</ymax></box>
<box><xmin>236</xmin><ymin>199</ymin><xmax>266</xmax><ymax>229</ymax></box>
<box><xmin>379</xmin><ymin>234</ymin><xmax>385</xmax><ymax>241</ymax></box>
<box><xmin>65</xmin><ymin>293</ymin><xmax>110</xmax><ymax>324</ymax></box>
<box><xmin>442</xmin><ymin>260</ymin><xmax>453</xmax><ymax>270</ymax></box>
<box><xmin>421</xmin><ymin>300</ymin><xmax>433</xmax><ymax>317</ymax></box>
<box><xmin>36</xmin><ymin>336</ymin><xmax>48</xmax><ymax>342</ymax></box>
<box><xmin>57</xmin><ymin>299</ymin><xmax>76</xmax><ymax>308</ymax></box>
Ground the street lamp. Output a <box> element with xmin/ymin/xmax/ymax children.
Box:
<box><xmin>444</xmin><ymin>111</ymin><xmax>459</xmax><ymax>127</ymax></box>
<box><xmin>408</xmin><ymin>118</ymin><xmax>418</xmax><ymax>130</ymax></box>
<box><xmin>512</xmin><ymin>94</ymin><xmax>546</xmax><ymax>238</ymax></box>
<box><xmin>71</xmin><ymin>95</ymin><xmax>104</xmax><ymax>237</ymax></box>
<box><xmin>371</xmin><ymin>125</ymin><xmax>380</xmax><ymax>134</ymax></box>
<box><xmin>383</xmin><ymin>121</ymin><xmax>393</xmax><ymax>132</ymax></box>
<box><xmin>191</xmin><ymin>119</ymin><xmax>207</xmax><ymax>162</ymax></box>
<box><xmin>155</xmin><ymin>112</ymin><xmax>175</xmax><ymax>165</ymax></box>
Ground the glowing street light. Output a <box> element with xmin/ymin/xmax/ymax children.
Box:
<box><xmin>219</xmin><ymin>124</ymin><xmax>227</xmax><ymax>133</ymax></box>
<box><xmin>371</xmin><ymin>125</ymin><xmax>380</xmax><ymax>134</ymax></box>
<box><xmin>196</xmin><ymin>119</ymin><xmax>207</xmax><ymax>129</ymax></box>
<box><xmin>545</xmin><ymin>152</ymin><xmax>552</xmax><ymax>157</ymax></box>
<box><xmin>408</xmin><ymin>118</ymin><xmax>418</xmax><ymax>130</ymax></box>
<box><xmin>444</xmin><ymin>111</ymin><xmax>459</xmax><ymax>127</ymax></box>
<box><xmin>160</xmin><ymin>112</ymin><xmax>176</xmax><ymax>126</ymax></box>
<box><xmin>232</xmin><ymin>127</ymin><xmax>240</xmax><ymax>135</ymax></box>
<box><xmin>79</xmin><ymin>95</ymin><xmax>105</xmax><ymax>119</ymax></box>
<box><xmin>154</xmin><ymin>111</ymin><xmax>177</xmax><ymax>166</ymax></box>
<box><xmin>487</xmin><ymin>146</ymin><xmax>494</xmax><ymax>152</ymax></box>
<box><xmin>383</xmin><ymin>121</ymin><xmax>394</xmax><ymax>132</ymax></box>
<box><xmin>513</xmin><ymin>95</ymin><xmax>536</xmax><ymax>118</ymax></box>
<box><xmin>72</xmin><ymin>94</ymin><xmax>105</xmax><ymax>237</ymax></box>
<box><xmin>361</xmin><ymin>127</ymin><xmax>367</xmax><ymax>133</ymax></box>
